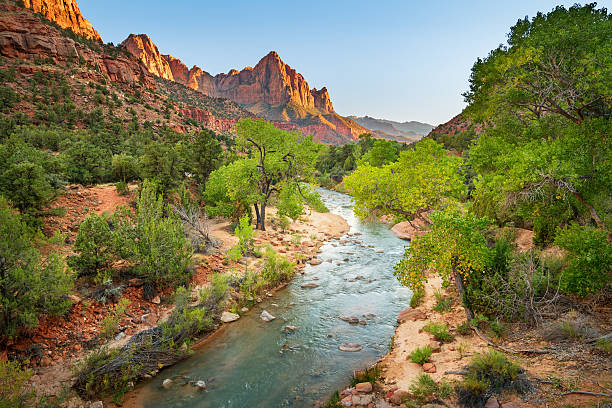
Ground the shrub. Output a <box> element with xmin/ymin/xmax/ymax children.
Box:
<box><xmin>410</xmin><ymin>286</ymin><xmax>425</xmax><ymax>308</ymax></box>
<box><xmin>115</xmin><ymin>181</ymin><xmax>130</xmax><ymax>196</ymax></box>
<box><xmin>489</xmin><ymin>319</ymin><xmax>506</xmax><ymax>338</ymax></box>
<box><xmin>554</xmin><ymin>223</ymin><xmax>612</xmax><ymax>297</ymax></box>
<box><xmin>457</xmin><ymin>321</ymin><xmax>473</xmax><ymax>336</ymax></box>
<box><xmin>0</xmin><ymin>199</ymin><xmax>73</xmax><ymax>337</ymax></box>
<box><xmin>200</xmin><ymin>273</ymin><xmax>230</xmax><ymax>306</ymax></box>
<box><xmin>260</xmin><ymin>249</ymin><xmax>295</xmax><ymax>285</ymax></box>
<box><xmin>409</xmin><ymin>346</ymin><xmax>433</xmax><ymax>365</ymax></box>
<box><xmin>595</xmin><ymin>337</ymin><xmax>612</xmax><ymax>354</ymax></box>
<box><xmin>100</xmin><ymin>298</ymin><xmax>131</xmax><ymax>339</ymax></box>
<box><xmin>68</xmin><ymin>212</ymin><xmax>114</xmax><ymax>279</ymax></box>
<box><xmin>409</xmin><ymin>374</ymin><xmax>453</xmax><ymax>404</ymax></box>
<box><xmin>111</xmin><ymin>153</ymin><xmax>139</xmax><ymax>182</ymax></box>
<box><xmin>433</xmin><ymin>289</ymin><xmax>452</xmax><ymax>313</ymax></box>
<box><xmin>114</xmin><ymin>180</ymin><xmax>192</xmax><ymax>287</ymax></box>
<box><xmin>0</xmin><ymin>360</ymin><xmax>32</xmax><ymax>408</ymax></box>
<box><xmin>60</xmin><ymin>139</ymin><xmax>111</xmax><ymax>185</ymax></box>
<box><xmin>456</xmin><ymin>350</ymin><xmax>530</xmax><ymax>407</ymax></box>
<box><xmin>423</xmin><ymin>322</ymin><xmax>453</xmax><ymax>342</ymax></box>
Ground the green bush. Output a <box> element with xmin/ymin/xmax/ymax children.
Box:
<box><xmin>409</xmin><ymin>374</ymin><xmax>453</xmax><ymax>405</ymax></box>
<box><xmin>111</xmin><ymin>153</ymin><xmax>139</xmax><ymax>182</ymax></box>
<box><xmin>115</xmin><ymin>181</ymin><xmax>130</xmax><ymax>196</ymax></box>
<box><xmin>0</xmin><ymin>360</ymin><xmax>32</xmax><ymax>408</ymax></box>
<box><xmin>351</xmin><ymin>365</ymin><xmax>382</xmax><ymax>386</ymax></box>
<box><xmin>457</xmin><ymin>321</ymin><xmax>473</xmax><ymax>336</ymax></box>
<box><xmin>433</xmin><ymin>289</ymin><xmax>452</xmax><ymax>313</ymax></box>
<box><xmin>261</xmin><ymin>249</ymin><xmax>295</xmax><ymax>284</ymax></box>
<box><xmin>0</xmin><ymin>199</ymin><xmax>73</xmax><ymax>336</ymax></box>
<box><xmin>200</xmin><ymin>273</ymin><xmax>230</xmax><ymax>305</ymax></box>
<box><xmin>68</xmin><ymin>212</ymin><xmax>114</xmax><ymax>279</ymax></box>
<box><xmin>456</xmin><ymin>350</ymin><xmax>529</xmax><ymax>407</ymax></box>
<box><xmin>114</xmin><ymin>180</ymin><xmax>192</xmax><ymax>287</ymax></box>
<box><xmin>410</xmin><ymin>286</ymin><xmax>425</xmax><ymax>308</ymax></box>
<box><xmin>423</xmin><ymin>322</ymin><xmax>453</xmax><ymax>342</ymax></box>
<box><xmin>409</xmin><ymin>346</ymin><xmax>433</xmax><ymax>365</ymax></box>
<box><xmin>100</xmin><ymin>298</ymin><xmax>131</xmax><ymax>339</ymax></box>
<box><xmin>554</xmin><ymin>223</ymin><xmax>612</xmax><ymax>297</ymax></box>
<box><xmin>60</xmin><ymin>139</ymin><xmax>111</xmax><ymax>185</ymax></box>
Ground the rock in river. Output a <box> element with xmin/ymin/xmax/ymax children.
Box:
<box><xmin>301</xmin><ymin>282</ymin><xmax>319</xmax><ymax>288</ymax></box>
<box><xmin>221</xmin><ymin>311</ymin><xmax>240</xmax><ymax>323</ymax></box>
<box><xmin>260</xmin><ymin>310</ymin><xmax>276</xmax><ymax>322</ymax></box>
<box><xmin>309</xmin><ymin>258</ymin><xmax>323</xmax><ymax>266</ymax></box>
<box><xmin>339</xmin><ymin>342</ymin><xmax>362</xmax><ymax>352</ymax></box>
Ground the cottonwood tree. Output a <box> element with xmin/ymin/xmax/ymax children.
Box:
<box><xmin>205</xmin><ymin>118</ymin><xmax>319</xmax><ymax>230</ymax></box>
<box><xmin>345</xmin><ymin>138</ymin><xmax>466</xmax><ymax>224</ymax></box>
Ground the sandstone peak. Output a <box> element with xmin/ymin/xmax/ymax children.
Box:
<box><xmin>122</xmin><ymin>34</ymin><xmax>174</xmax><ymax>81</ymax></box>
<box><xmin>23</xmin><ymin>0</ymin><xmax>102</xmax><ymax>41</ymax></box>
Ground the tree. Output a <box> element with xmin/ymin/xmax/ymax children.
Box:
<box><xmin>345</xmin><ymin>138</ymin><xmax>466</xmax><ymax>222</ymax></box>
<box><xmin>227</xmin><ymin>214</ymin><xmax>255</xmax><ymax>277</ymax></box>
<box><xmin>141</xmin><ymin>142</ymin><xmax>189</xmax><ymax>193</ymax></box>
<box><xmin>394</xmin><ymin>211</ymin><xmax>491</xmax><ymax>320</ymax></box>
<box><xmin>464</xmin><ymin>4</ymin><xmax>611</xmax><ymax>124</ymax></box>
<box><xmin>111</xmin><ymin>153</ymin><xmax>139</xmax><ymax>182</ymax></box>
<box><xmin>190</xmin><ymin>129</ymin><xmax>222</xmax><ymax>188</ymax></box>
<box><xmin>0</xmin><ymin>198</ymin><xmax>73</xmax><ymax>337</ymax></box>
<box><xmin>68</xmin><ymin>212</ymin><xmax>114</xmax><ymax>279</ymax></box>
<box><xmin>60</xmin><ymin>139</ymin><xmax>111</xmax><ymax>185</ymax></box>
<box><xmin>359</xmin><ymin>139</ymin><xmax>398</xmax><ymax>167</ymax></box>
<box><xmin>213</xmin><ymin>118</ymin><xmax>319</xmax><ymax>230</ymax></box>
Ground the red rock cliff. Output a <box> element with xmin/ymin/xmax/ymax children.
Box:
<box><xmin>122</xmin><ymin>34</ymin><xmax>174</xmax><ymax>81</ymax></box>
<box><xmin>23</xmin><ymin>0</ymin><xmax>102</xmax><ymax>42</ymax></box>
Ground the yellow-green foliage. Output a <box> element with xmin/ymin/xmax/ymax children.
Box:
<box><xmin>409</xmin><ymin>346</ymin><xmax>433</xmax><ymax>365</ymax></box>
<box><xmin>0</xmin><ymin>360</ymin><xmax>32</xmax><ymax>408</ymax></box>
<box><xmin>100</xmin><ymin>298</ymin><xmax>131</xmax><ymax>339</ymax></box>
<box><xmin>423</xmin><ymin>322</ymin><xmax>453</xmax><ymax>342</ymax></box>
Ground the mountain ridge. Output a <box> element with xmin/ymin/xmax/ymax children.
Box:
<box><xmin>348</xmin><ymin>115</ymin><xmax>434</xmax><ymax>143</ymax></box>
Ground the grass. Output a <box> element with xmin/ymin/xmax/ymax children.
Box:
<box><xmin>409</xmin><ymin>346</ymin><xmax>433</xmax><ymax>365</ymax></box>
<box><xmin>432</xmin><ymin>289</ymin><xmax>452</xmax><ymax>313</ymax></box>
<box><xmin>456</xmin><ymin>321</ymin><xmax>472</xmax><ymax>336</ymax></box>
<box><xmin>410</xmin><ymin>286</ymin><xmax>425</xmax><ymax>308</ymax></box>
<box><xmin>595</xmin><ymin>337</ymin><xmax>612</xmax><ymax>354</ymax></box>
<box><xmin>409</xmin><ymin>374</ymin><xmax>453</xmax><ymax>405</ymax></box>
<box><xmin>351</xmin><ymin>365</ymin><xmax>382</xmax><ymax>386</ymax></box>
<box><xmin>423</xmin><ymin>322</ymin><xmax>453</xmax><ymax>342</ymax></box>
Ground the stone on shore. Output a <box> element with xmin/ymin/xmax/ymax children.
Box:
<box><xmin>221</xmin><ymin>311</ymin><xmax>240</xmax><ymax>323</ymax></box>
<box><xmin>355</xmin><ymin>382</ymin><xmax>372</xmax><ymax>393</ymax></box>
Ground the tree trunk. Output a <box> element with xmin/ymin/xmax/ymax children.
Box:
<box><xmin>259</xmin><ymin>204</ymin><xmax>267</xmax><ymax>231</ymax></box>
<box><xmin>254</xmin><ymin>204</ymin><xmax>261</xmax><ymax>230</ymax></box>
<box><xmin>452</xmin><ymin>257</ymin><xmax>474</xmax><ymax>322</ymax></box>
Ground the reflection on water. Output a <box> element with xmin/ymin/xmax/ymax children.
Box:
<box><xmin>140</xmin><ymin>189</ymin><xmax>411</xmax><ymax>408</ymax></box>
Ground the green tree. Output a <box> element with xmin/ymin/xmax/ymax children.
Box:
<box><xmin>141</xmin><ymin>141</ymin><xmax>189</xmax><ymax>193</ymax></box>
<box><xmin>359</xmin><ymin>139</ymin><xmax>398</xmax><ymax>167</ymax></box>
<box><xmin>111</xmin><ymin>153</ymin><xmax>139</xmax><ymax>182</ymax></box>
<box><xmin>216</xmin><ymin>118</ymin><xmax>319</xmax><ymax>230</ymax></box>
<box><xmin>190</xmin><ymin>129</ymin><xmax>222</xmax><ymax>188</ymax></box>
<box><xmin>0</xmin><ymin>198</ymin><xmax>73</xmax><ymax>337</ymax></box>
<box><xmin>345</xmin><ymin>138</ymin><xmax>465</xmax><ymax>222</ymax></box>
<box><xmin>394</xmin><ymin>211</ymin><xmax>491</xmax><ymax>320</ymax></box>
<box><xmin>60</xmin><ymin>139</ymin><xmax>111</xmax><ymax>185</ymax></box>
<box><xmin>227</xmin><ymin>214</ymin><xmax>255</xmax><ymax>277</ymax></box>
<box><xmin>68</xmin><ymin>212</ymin><xmax>114</xmax><ymax>279</ymax></box>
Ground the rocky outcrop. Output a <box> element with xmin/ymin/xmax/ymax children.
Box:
<box><xmin>122</xmin><ymin>33</ymin><xmax>368</xmax><ymax>143</ymax></box>
<box><xmin>23</xmin><ymin>0</ymin><xmax>102</xmax><ymax>41</ymax></box>
<box><xmin>0</xmin><ymin>4</ymin><xmax>153</xmax><ymax>87</ymax></box>
<box><xmin>122</xmin><ymin>34</ymin><xmax>173</xmax><ymax>80</ymax></box>
<box><xmin>180</xmin><ymin>107</ymin><xmax>239</xmax><ymax>133</ymax></box>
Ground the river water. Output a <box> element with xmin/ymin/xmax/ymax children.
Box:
<box><xmin>139</xmin><ymin>189</ymin><xmax>411</xmax><ymax>407</ymax></box>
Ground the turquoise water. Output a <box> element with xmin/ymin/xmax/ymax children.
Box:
<box><xmin>139</xmin><ymin>189</ymin><xmax>410</xmax><ymax>407</ymax></box>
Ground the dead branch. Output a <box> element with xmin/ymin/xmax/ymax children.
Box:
<box><xmin>561</xmin><ymin>390</ymin><xmax>612</xmax><ymax>398</ymax></box>
<box><xmin>471</xmin><ymin>326</ymin><xmax>549</xmax><ymax>355</ymax></box>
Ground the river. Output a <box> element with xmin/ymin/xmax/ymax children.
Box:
<box><xmin>137</xmin><ymin>188</ymin><xmax>411</xmax><ymax>407</ymax></box>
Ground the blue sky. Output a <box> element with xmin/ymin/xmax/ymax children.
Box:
<box><xmin>79</xmin><ymin>0</ymin><xmax>611</xmax><ymax>125</ymax></box>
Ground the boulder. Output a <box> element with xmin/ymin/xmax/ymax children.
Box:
<box><xmin>339</xmin><ymin>342</ymin><xmax>362</xmax><ymax>352</ymax></box>
<box><xmin>221</xmin><ymin>311</ymin><xmax>240</xmax><ymax>323</ymax></box>
<box><xmin>301</xmin><ymin>282</ymin><xmax>320</xmax><ymax>288</ymax></box>
<box><xmin>389</xmin><ymin>390</ymin><xmax>410</xmax><ymax>405</ymax></box>
<box><xmin>352</xmin><ymin>394</ymin><xmax>373</xmax><ymax>405</ymax></box>
<box><xmin>309</xmin><ymin>258</ymin><xmax>323</xmax><ymax>266</ymax></box>
<box><xmin>355</xmin><ymin>382</ymin><xmax>372</xmax><ymax>393</ymax></box>
<box><xmin>260</xmin><ymin>310</ymin><xmax>276</xmax><ymax>322</ymax></box>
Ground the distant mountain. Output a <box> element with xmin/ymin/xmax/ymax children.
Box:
<box><xmin>122</xmin><ymin>34</ymin><xmax>370</xmax><ymax>144</ymax></box>
<box><xmin>347</xmin><ymin>115</ymin><xmax>434</xmax><ymax>143</ymax></box>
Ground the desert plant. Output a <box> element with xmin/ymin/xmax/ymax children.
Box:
<box><xmin>100</xmin><ymin>298</ymin><xmax>131</xmax><ymax>339</ymax></box>
<box><xmin>423</xmin><ymin>322</ymin><xmax>453</xmax><ymax>342</ymax></box>
<box><xmin>457</xmin><ymin>321</ymin><xmax>473</xmax><ymax>336</ymax></box>
<box><xmin>0</xmin><ymin>360</ymin><xmax>32</xmax><ymax>408</ymax></box>
<box><xmin>409</xmin><ymin>346</ymin><xmax>433</xmax><ymax>365</ymax></box>
<box><xmin>410</xmin><ymin>286</ymin><xmax>425</xmax><ymax>308</ymax></box>
<box><xmin>433</xmin><ymin>289</ymin><xmax>452</xmax><ymax>313</ymax></box>
<box><xmin>261</xmin><ymin>249</ymin><xmax>295</xmax><ymax>285</ymax></box>
<box><xmin>410</xmin><ymin>374</ymin><xmax>452</xmax><ymax>404</ymax></box>
<box><xmin>200</xmin><ymin>273</ymin><xmax>230</xmax><ymax>306</ymax></box>
<box><xmin>351</xmin><ymin>365</ymin><xmax>382</xmax><ymax>386</ymax></box>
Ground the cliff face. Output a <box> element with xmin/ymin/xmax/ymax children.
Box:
<box><xmin>122</xmin><ymin>34</ymin><xmax>173</xmax><ymax>81</ymax></box>
<box><xmin>123</xmin><ymin>34</ymin><xmax>367</xmax><ymax>143</ymax></box>
<box><xmin>0</xmin><ymin>4</ymin><xmax>153</xmax><ymax>87</ymax></box>
<box><xmin>23</xmin><ymin>0</ymin><xmax>102</xmax><ymax>41</ymax></box>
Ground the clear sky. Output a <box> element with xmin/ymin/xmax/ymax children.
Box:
<box><xmin>78</xmin><ymin>0</ymin><xmax>610</xmax><ymax>126</ymax></box>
